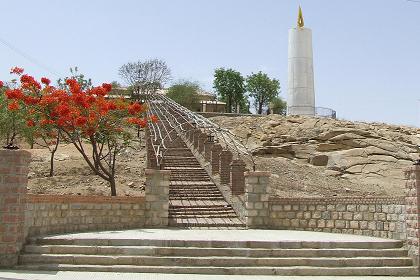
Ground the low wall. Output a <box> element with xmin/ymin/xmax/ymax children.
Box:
<box><xmin>26</xmin><ymin>195</ymin><xmax>145</xmax><ymax>237</ymax></box>
<box><xmin>198</xmin><ymin>112</ymin><xmax>263</xmax><ymax>118</ymax></box>
<box><xmin>269</xmin><ymin>197</ymin><xmax>406</xmax><ymax>240</ymax></box>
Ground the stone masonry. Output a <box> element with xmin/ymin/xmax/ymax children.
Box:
<box><xmin>219</xmin><ymin>150</ymin><xmax>233</xmax><ymax>185</ymax></box>
<box><xmin>211</xmin><ymin>144</ymin><xmax>222</xmax><ymax>175</ymax></box>
<box><xmin>231</xmin><ymin>159</ymin><xmax>246</xmax><ymax>195</ymax></box>
<box><xmin>269</xmin><ymin>197</ymin><xmax>406</xmax><ymax>240</ymax></box>
<box><xmin>405</xmin><ymin>165</ymin><xmax>420</xmax><ymax>268</ymax></box>
<box><xmin>0</xmin><ymin>149</ymin><xmax>31</xmax><ymax>267</ymax></box>
<box><xmin>26</xmin><ymin>195</ymin><xmax>145</xmax><ymax>237</ymax></box>
<box><xmin>245</xmin><ymin>171</ymin><xmax>271</xmax><ymax>228</ymax></box>
<box><xmin>145</xmin><ymin>169</ymin><xmax>170</xmax><ymax>227</ymax></box>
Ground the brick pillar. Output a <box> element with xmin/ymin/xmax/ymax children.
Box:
<box><xmin>193</xmin><ymin>130</ymin><xmax>201</xmax><ymax>150</ymax></box>
<box><xmin>245</xmin><ymin>171</ymin><xmax>270</xmax><ymax>229</ymax></box>
<box><xmin>145</xmin><ymin>169</ymin><xmax>170</xmax><ymax>227</ymax></box>
<box><xmin>211</xmin><ymin>144</ymin><xmax>223</xmax><ymax>175</ymax></box>
<box><xmin>204</xmin><ymin>140</ymin><xmax>214</xmax><ymax>162</ymax></box>
<box><xmin>146</xmin><ymin>134</ymin><xmax>157</xmax><ymax>169</ymax></box>
<box><xmin>0</xmin><ymin>149</ymin><xmax>31</xmax><ymax>267</ymax></box>
<box><xmin>231</xmin><ymin>159</ymin><xmax>246</xmax><ymax>195</ymax></box>
<box><xmin>188</xmin><ymin>129</ymin><xmax>194</xmax><ymax>144</ymax></box>
<box><xmin>219</xmin><ymin>150</ymin><xmax>233</xmax><ymax>185</ymax></box>
<box><xmin>405</xmin><ymin>165</ymin><xmax>420</xmax><ymax>270</ymax></box>
<box><xmin>198</xmin><ymin>133</ymin><xmax>207</xmax><ymax>154</ymax></box>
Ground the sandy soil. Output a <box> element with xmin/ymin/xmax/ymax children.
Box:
<box><xmin>26</xmin><ymin>141</ymin><xmax>146</xmax><ymax>197</ymax></box>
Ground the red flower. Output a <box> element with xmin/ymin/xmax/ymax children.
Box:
<box><xmin>8</xmin><ymin>101</ymin><xmax>19</xmax><ymax>111</ymax></box>
<box><xmin>27</xmin><ymin>119</ymin><xmax>35</xmax><ymax>127</ymax></box>
<box><xmin>41</xmin><ymin>77</ymin><xmax>51</xmax><ymax>86</ymax></box>
<box><xmin>0</xmin><ymin>80</ymin><xmax>3</xmax><ymax>88</ymax></box>
<box><xmin>90</xmin><ymin>86</ymin><xmax>106</xmax><ymax>97</ymax></box>
<box><xmin>102</xmin><ymin>83</ymin><xmax>112</xmax><ymax>93</ymax></box>
<box><xmin>128</xmin><ymin>102</ymin><xmax>142</xmax><ymax>115</ymax></box>
<box><xmin>5</xmin><ymin>89</ymin><xmax>24</xmax><ymax>100</ymax></box>
<box><xmin>150</xmin><ymin>114</ymin><xmax>158</xmax><ymax>123</ymax></box>
<box><xmin>75</xmin><ymin>116</ymin><xmax>87</xmax><ymax>126</ymax></box>
<box><xmin>10</xmin><ymin>67</ymin><xmax>24</xmax><ymax>75</ymax></box>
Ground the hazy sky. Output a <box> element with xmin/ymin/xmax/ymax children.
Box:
<box><xmin>1</xmin><ymin>0</ymin><xmax>420</xmax><ymax>126</ymax></box>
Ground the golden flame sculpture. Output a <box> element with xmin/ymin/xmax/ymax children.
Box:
<box><xmin>297</xmin><ymin>6</ymin><xmax>304</xmax><ymax>28</ymax></box>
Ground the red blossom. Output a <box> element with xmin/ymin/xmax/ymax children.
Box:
<box><xmin>5</xmin><ymin>89</ymin><xmax>24</xmax><ymax>100</ymax></box>
<box><xmin>0</xmin><ymin>80</ymin><xmax>3</xmax><ymax>88</ymax></box>
<box><xmin>150</xmin><ymin>114</ymin><xmax>158</xmax><ymax>123</ymax></box>
<box><xmin>102</xmin><ymin>83</ymin><xmax>112</xmax><ymax>93</ymax></box>
<box><xmin>128</xmin><ymin>102</ymin><xmax>142</xmax><ymax>115</ymax></box>
<box><xmin>41</xmin><ymin>77</ymin><xmax>51</xmax><ymax>86</ymax></box>
<box><xmin>75</xmin><ymin>116</ymin><xmax>87</xmax><ymax>126</ymax></box>
<box><xmin>27</xmin><ymin>119</ymin><xmax>35</xmax><ymax>127</ymax></box>
<box><xmin>8</xmin><ymin>101</ymin><xmax>19</xmax><ymax>111</ymax></box>
<box><xmin>10</xmin><ymin>67</ymin><xmax>24</xmax><ymax>75</ymax></box>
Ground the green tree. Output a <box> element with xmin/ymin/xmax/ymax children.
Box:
<box><xmin>213</xmin><ymin>68</ymin><xmax>246</xmax><ymax>113</ymax></box>
<box><xmin>167</xmin><ymin>81</ymin><xmax>200</xmax><ymax>111</ymax></box>
<box><xmin>246</xmin><ymin>71</ymin><xmax>280</xmax><ymax>114</ymax></box>
<box><xmin>270</xmin><ymin>96</ymin><xmax>287</xmax><ymax>115</ymax></box>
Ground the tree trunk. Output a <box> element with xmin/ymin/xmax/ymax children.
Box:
<box><xmin>109</xmin><ymin>177</ymin><xmax>117</xmax><ymax>196</ymax></box>
<box><xmin>258</xmin><ymin>103</ymin><xmax>263</xmax><ymax>115</ymax></box>
<box><xmin>49</xmin><ymin>149</ymin><xmax>55</xmax><ymax>177</ymax></box>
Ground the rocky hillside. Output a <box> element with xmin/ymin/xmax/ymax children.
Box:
<box><xmin>211</xmin><ymin>115</ymin><xmax>420</xmax><ymax>197</ymax></box>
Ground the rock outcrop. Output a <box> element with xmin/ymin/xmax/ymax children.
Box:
<box><xmin>211</xmin><ymin>115</ymin><xmax>420</xmax><ymax>196</ymax></box>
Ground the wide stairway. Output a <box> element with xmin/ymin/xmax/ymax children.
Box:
<box><xmin>162</xmin><ymin>140</ymin><xmax>244</xmax><ymax>228</ymax></box>
<box><xmin>17</xmin><ymin>229</ymin><xmax>417</xmax><ymax>276</ymax></box>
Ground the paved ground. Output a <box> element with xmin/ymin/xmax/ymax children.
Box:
<box><xmin>37</xmin><ymin>229</ymin><xmax>395</xmax><ymax>243</ymax></box>
<box><xmin>0</xmin><ymin>271</ymin><xmax>418</xmax><ymax>280</ymax></box>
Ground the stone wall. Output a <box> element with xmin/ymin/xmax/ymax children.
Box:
<box><xmin>269</xmin><ymin>197</ymin><xmax>406</xmax><ymax>240</ymax></box>
<box><xmin>26</xmin><ymin>195</ymin><xmax>145</xmax><ymax>237</ymax></box>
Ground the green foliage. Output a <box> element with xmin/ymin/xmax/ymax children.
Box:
<box><xmin>213</xmin><ymin>68</ymin><xmax>246</xmax><ymax>113</ymax></box>
<box><xmin>0</xmin><ymin>84</ymin><xmax>34</xmax><ymax>147</ymax></box>
<box><xmin>57</xmin><ymin>67</ymin><xmax>92</xmax><ymax>90</ymax></box>
<box><xmin>246</xmin><ymin>71</ymin><xmax>280</xmax><ymax>114</ymax></box>
<box><xmin>167</xmin><ymin>81</ymin><xmax>200</xmax><ymax>111</ymax></box>
<box><xmin>270</xmin><ymin>96</ymin><xmax>287</xmax><ymax>115</ymax></box>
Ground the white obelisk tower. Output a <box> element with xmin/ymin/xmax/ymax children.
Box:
<box><xmin>287</xmin><ymin>6</ymin><xmax>315</xmax><ymax>116</ymax></box>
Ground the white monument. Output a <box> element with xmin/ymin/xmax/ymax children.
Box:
<box><xmin>287</xmin><ymin>6</ymin><xmax>315</xmax><ymax>116</ymax></box>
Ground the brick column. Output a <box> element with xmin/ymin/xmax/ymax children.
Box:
<box><xmin>405</xmin><ymin>165</ymin><xmax>420</xmax><ymax>270</ymax></box>
<box><xmin>0</xmin><ymin>149</ymin><xmax>31</xmax><ymax>267</ymax></box>
<box><xmin>193</xmin><ymin>130</ymin><xmax>201</xmax><ymax>150</ymax></box>
<box><xmin>219</xmin><ymin>150</ymin><xmax>233</xmax><ymax>185</ymax></box>
<box><xmin>204</xmin><ymin>140</ymin><xmax>214</xmax><ymax>162</ymax></box>
<box><xmin>146</xmin><ymin>134</ymin><xmax>157</xmax><ymax>169</ymax></box>
<box><xmin>245</xmin><ymin>171</ymin><xmax>270</xmax><ymax>229</ymax></box>
<box><xmin>188</xmin><ymin>129</ymin><xmax>194</xmax><ymax>144</ymax></box>
<box><xmin>198</xmin><ymin>133</ymin><xmax>207</xmax><ymax>154</ymax></box>
<box><xmin>231</xmin><ymin>159</ymin><xmax>246</xmax><ymax>195</ymax></box>
<box><xmin>211</xmin><ymin>144</ymin><xmax>223</xmax><ymax>175</ymax></box>
<box><xmin>145</xmin><ymin>169</ymin><xmax>170</xmax><ymax>227</ymax></box>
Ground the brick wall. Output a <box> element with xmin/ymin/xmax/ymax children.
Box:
<box><xmin>25</xmin><ymin>195</ymin><xmax>145</xmax><ymax>237</ymax></box>
<box><xmin>269</xmin><ymin>197</ymin><xmax>406</xmax><ymax>240</ymax></box>
<box><xmin>405</xmin><ymin>166</ymin><xmax>420</xmax><ymax>267</ymax></box>
<box><xmin>0</xmin><ymin>150</ymin><xmax>31</xmax><ymax>267</ymax></box>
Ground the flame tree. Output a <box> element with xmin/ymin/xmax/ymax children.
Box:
<box><xmin>0</xmin><ymin>67</ymin><xmax>157</xmax><ymax>196</ymax></box>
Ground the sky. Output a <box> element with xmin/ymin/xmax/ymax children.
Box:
<box><xmin>1</xmin><ymin>0</ymin><xmax>420</xmax><ymax>126</ymax></box>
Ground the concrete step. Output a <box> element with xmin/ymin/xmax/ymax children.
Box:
<box><xmin>14</xmin><ymin>264</ymin><xmax>418</xmax><ymax>276</ymax></box>
<box><xmin>168</xmin><ymin>218</ymin><xmax>245</xmax><ymax>228</ymax></box>
<box><xmin>29</xmin><ymin>237</ymin><xmax>405</xmax><ymax>249</ymax></box>
<box><xmin>23</xmin><ymin>245</ymin><xmax>409</xmax><ymax>258</ymax></box>
<box><xmin>19</xmin><ymin>254</ymin><xmax>413</xmax><ymax>267</ymax></box>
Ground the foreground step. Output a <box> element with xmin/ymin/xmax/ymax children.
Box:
<box><xmin>23</xmin><ymin>245</ymin><xmax>409</xmax><ymax>258</ymax></box>
<box><xmin>19</xmin><ymin>254</ymin><xmax>413</xmax><ymax>267</ymax></box>
<box><xmin>15</xmin><ymin>264</ymin><xmax>418</xmax><ymax>276</ymax></box>
<box><xmin>29</xmin><ymin>238</ymin><xmax>404</xmax><ymax>249</ymax></box>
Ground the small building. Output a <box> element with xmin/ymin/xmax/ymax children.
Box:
<box><xmin>200</xmin><ymin>100</ymin><xmax>226</xmax><ymax>113</ymax></box>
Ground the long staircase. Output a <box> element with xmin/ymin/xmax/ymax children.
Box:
<box><xmin>163</xmin><ymin>141</ymin><xmax>244</xmax><ymax>228</ymax></box>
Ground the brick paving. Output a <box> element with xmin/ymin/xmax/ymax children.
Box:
<box><xmin>162</xmin><ymin>142</ymin><xmax>244</xmax><ymax>228</ymax></box>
